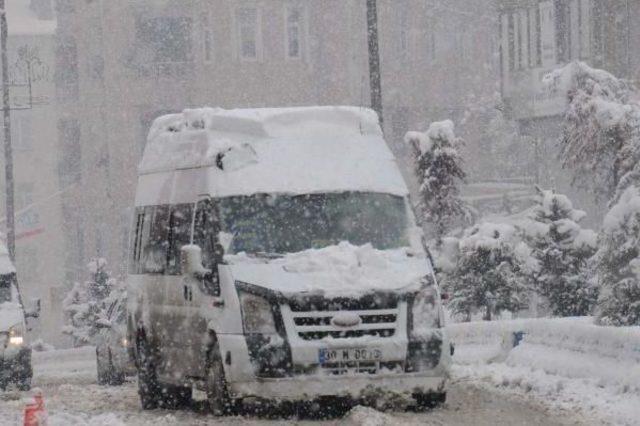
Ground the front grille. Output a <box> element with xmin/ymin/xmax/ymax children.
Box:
<box><xmin>290</xmin><ymin>308</ymin><xmax>399</xmax><ymax>341</ymax></box>
<box><xmin>289</xmin><ymin>293</ymin><xmax>399</xmax><ymax>312</ymax></box>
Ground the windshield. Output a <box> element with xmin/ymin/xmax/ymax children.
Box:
<box><xmin>218</xmin><ymin>192</ymin><xmax>409</xmax><ymax>255</ymax></box>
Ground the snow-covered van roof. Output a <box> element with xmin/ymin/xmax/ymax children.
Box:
<box><xmin>136</xmin><ymin>106</ymin><xmax>408</xmax><ymax>206</ymax></box>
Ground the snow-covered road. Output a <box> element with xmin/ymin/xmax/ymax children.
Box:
<box><xmin>0</xmin><ymin>346</ymin><xmax>591</xmax><ymax>425</ymax></box>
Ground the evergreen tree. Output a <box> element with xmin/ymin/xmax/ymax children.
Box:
<box><xmin>548</xmin><ymin>61</ymin><xmax>640</xmax><ymax>203</ymax></box>
<box><xmin>526</xmin><ymin>188</ymin><xmax>598</xmax><ymax>317</ymax></box>
<box><xmin>596</xmin><ymin>186</ymin><xmax>640</xmax><ymax>326</ymax></box>
<box><xmin>446</xmin><ymin>223</ymin><xmax>527</xmax><ymax>321</ymax></box>
<box><xmin>62</xmin><ymin>258</ymin><xmax>115</xmax><ymax>346</ymax></box>
<box><xmin>405</xmin><ymin>120</ymin><xmax>469</xmax><ymax>246</ymax></box>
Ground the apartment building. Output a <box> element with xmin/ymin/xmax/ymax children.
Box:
<box><xmin>498</xmin><ymin>0</ymin><xmax>639</xmax><ymax>126</ymax></box>
<box><xmin>0</xmin><ymin>0</ymin><xmax>66</xmax><ymax>344</ymax></box>
<box><xmin>53</xmin><ymin>0</ymin><xmax>497</xmax><ymax>295</ymax></box>
<box><xmin>496</xmin><ymin>0</ymin><xmax>640</xmax><ymax>218</ymax></box>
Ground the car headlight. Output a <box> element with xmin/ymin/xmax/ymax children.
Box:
<box><xmin>9</xmin><ymin>325</ymin><xmax>24</xmax><ymax>346</ymax></box>
<box><xmin>238</xmin><ymin>291</ymin><xmax>278</xmax><ymax>335</ymax></box>
<box><xmin>410</xmin><ymin>285</ymin><xmax>440</xmax><ymax>338</ymax></box>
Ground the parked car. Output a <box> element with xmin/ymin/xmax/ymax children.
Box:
<box><xmin>96</xmin><ymin>288</ymin><xmax>134</xmax><ymax>385</ymax></box>
<box><xmin>127</xmin><ymin>106</ymin><xmax>451</xmax><ymax>413</ymax></box>
<box><xmin>0</xmin><ymin>243</ymin><xmax>39</xmax><ymax>391</ymax></box>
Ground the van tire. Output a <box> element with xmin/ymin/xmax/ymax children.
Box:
<box><xmin>414</xmin><ymin>391</ymin><xmax>446</xmax><ymax>410</ymax></box>
<box><xmin>206</xmin><ymin>342</ymin><xmax>232</xmax><ymax>416</ymax></box>
<box><xmin>137</xmin><ymin>338</ymin><xmax>161</xmax><ymax>410</ymax></box>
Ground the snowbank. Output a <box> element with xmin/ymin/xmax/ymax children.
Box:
<box><xmin>448</xmin><ymin>317</ymin><xmax>640</xmax><ymax>425</ymax></box>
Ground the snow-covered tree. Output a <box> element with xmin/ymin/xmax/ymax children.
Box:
<box><xmin>445</xmin><ymin>222</ymin><xmax>527</xmax><ymax>321</ymax></box>
<box><xmin>547</xmin><ymin>61</ymin><xmax>640</xmax><ymax>203</ymax></box>
<box><xmin>63</xmin><ymin>258</ymin><xmax>115</xmax><ymax>345</ymax></box>
<box><xmin>595</xmin><ymin>186</ymin><xmax>640</xmax><ymax>326</ymax></box>
<box><xmin>405</xmin><ymin>120</ymin><xmax>469</xmax><ymax>245</ymax></box>
<box><xmin>525</xmin><ymin>188</ymin><xmax>598</xmax><ymax>317</ymax></box>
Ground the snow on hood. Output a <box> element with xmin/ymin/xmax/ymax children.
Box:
<box><xmin>0</xmin><ymin>302</ymin><xmax>23</xmax><ymax>331</ymax></box>
<box><xmin>224</xmin><ymin>242</ymin><xmax>430</xmax><ymax>298</ymax></box>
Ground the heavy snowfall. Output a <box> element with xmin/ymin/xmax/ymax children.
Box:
<box><xmin>0</xmin><ymin>0</ymin><xmax>639</xmax><ymax>425</ymax></box>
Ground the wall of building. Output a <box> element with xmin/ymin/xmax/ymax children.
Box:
<box><xmin>0</xmin><ymin>1</ymin><xmax>66</xmax><ymax>345</ymax></box>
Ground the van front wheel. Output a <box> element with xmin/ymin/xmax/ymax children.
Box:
<box><xmin>137</xmin><ymin>339</ymin><xmax>161</xmax><ymax>410</ymax></box>
<box><xmin>206</xmin><ymin>343</ymin><xmax>232</xmax><ymax>416</ymax></box>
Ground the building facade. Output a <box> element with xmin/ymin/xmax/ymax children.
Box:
<box><xmin>52</xmin><ymin>0</ymin><xmax>497</xmax><ymax>313</ymax></box>
<box><xmin>0</xmin><ymin>0</ymin><xmax>66</xmax><ymax>344</ymax></box>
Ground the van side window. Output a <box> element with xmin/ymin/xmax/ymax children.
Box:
<box><xmin>167</xmin><ymin>204</ymin><xmax>193</xmax><ymax>275</ymax></box>
<box><xmin>142</xmin><ymin>206</ymin><xmax>170</xmax><ymax>274</ymax></box>
<box><xmin>129</xmin><ymin>208</ymin><xmax>146</xmax><ymax>274</ymax></box>
<box><xmin>193</xmin><ymin>199</ymin><xmax>223</xmax><ymax>271</ymax></box>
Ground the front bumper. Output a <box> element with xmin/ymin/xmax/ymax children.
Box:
<box><xmin>219</xmin><ymin>333</ymin><xmax>450</xmax><ymax>401</ymax></box>
<box><xmin>230</xmin><ymin>372</ymin><xmax>447</xmax><ymax>401</ymax></box>
<box><xmin>0</xmin><ymin>347</ymin><xmax>32</xmax><ymax>383</ymax></box>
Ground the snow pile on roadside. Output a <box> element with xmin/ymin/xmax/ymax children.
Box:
<box><xmin>344</xmin><ymin>406</ymin><xmax>397</xmax><ymax>426</ymax></box>
<box><xmin>448</xmin><ymin>317</ymin><xmax>640</xmax><ymax>425</ymax></box>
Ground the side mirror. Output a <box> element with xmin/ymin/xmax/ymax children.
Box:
<box><xmin>25</xmin><ymin>298</ymin><xmax>41</xmax><ymax>318</ymax></box>
<box><xmin>181</xmin><ymin>245</ymin><xmax>209</xmax><ymax>276</ymax></box>
<box><xmin>218</xmin><ymin>232</ymin><xmax>234</xmax><ymax>254</ymax></box>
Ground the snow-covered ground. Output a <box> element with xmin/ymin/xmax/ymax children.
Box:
<box><xmin>449</xmin><ymin>317</ymin><xmax>640</xmax><ymax>426</ymax></box>
<box><xmin>0</xmin><ymin>340</ymin><xmax>591</xmax><ymax>425</ymax></box>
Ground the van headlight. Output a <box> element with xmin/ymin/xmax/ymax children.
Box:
<box><xmin>9</xmin><ymin>325</ymin><xmax>24</xmax><ymax>346</ymax></box>
<box><xmin>410</xmin><ymin>285</ymin><xmax>440</xmax><ymax>338</ymax></box>
<box><xmin>238</xmin><ymin>291</ymin><xmax>278</xmax><ymax>335</ymax></box>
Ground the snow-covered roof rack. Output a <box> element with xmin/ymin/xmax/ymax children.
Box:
<box><xmin>139</xmin><ymin>106</ymin><xmax>382</xmax><ymax>175</ymax></box>
<box><xmin>135</xmin><ymin>106</ymin><xmax>409</xmax><ymax>203</ymax></box>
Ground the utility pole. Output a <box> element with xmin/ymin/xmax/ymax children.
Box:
<box><xmin>0</xmin><ymin>0</ymin><xmax>14</xmax><ymax>261</ymax></box>
<box><xmin>366</xmin><ymin>0</ymin><xmax>384</xmax><ymax>129</ymax></box>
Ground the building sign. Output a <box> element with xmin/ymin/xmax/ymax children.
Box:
<box><xmin>16</xmin><ymin>210</ymin><xmax>44</xmax><ymax>240</ymax></box>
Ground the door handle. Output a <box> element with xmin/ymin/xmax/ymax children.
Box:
<box><xmin>183</xmin><ymin>285</ymin><xmax>193</xmax><ymax>301</ymax></box>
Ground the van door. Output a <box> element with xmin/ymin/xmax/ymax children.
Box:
<box><xmin>162</xmin><ymin>203</ymin><xmax>195</xmax><ymax>380</ymax></box>
<box><xmin>182</xmin><ymin>198</ymin><xmax>225</xmax><ymax>378</ymax></box>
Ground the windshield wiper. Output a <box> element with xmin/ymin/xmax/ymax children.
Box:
<box><xmin>250</xmin><ymin>251</ymin><xmax>285</xmax><ymax>260</ymax></box>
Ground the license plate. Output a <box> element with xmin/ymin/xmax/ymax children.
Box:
<box><xmin>318</xmin><ymin>348</ymin><xmax>382</xmax><ymax>364</ymax></box>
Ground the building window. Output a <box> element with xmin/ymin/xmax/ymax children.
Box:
<box><xmin>236</xmin><ymin>7</ymin><xmax>260</xmax><ymax>60</ymax></box>
<box><xmin>429</xmin><ymin>27</ymin><xmax>436</xmax><ymax>62</ymax></box>
<box><xmin>508</xmin><ymin>13</ymin><xmax>515</xmax><ymax>71</ymax></box>
<box><xmin>136</xmin><ymin>17</ymin><xmax>193</xmax><ymax>64</ymax></box>
<box><xmin>535</xmin><ymin>6</ymin><xmax>542</xmax><ymax>66</ymax></box>
<box><xmin>396</xmin><ymin>4</ymin><xmax>409</xmax><ymax>58</ymax></box>
<box><xmin>17</xmin><ymin>247</ymin><xmax>38</xmax><ymax>282</ymax></box>
<box><xmin>201</xmin><ymin>14</ymin><xmax>214</xmax><ymax>62</ymax></box>
<box><xmin>555</xmin><ymin>0</ymin><xmax>571</xmax><ymax>63</ymax></box>
<box><xmin>57</xmin><ymin>119</ymin><xmax>81</xmax><ymax>185</ymax></box>
<box><xmin>12</xmin><ymin>115</ymin><xmax>32</xmax><ymax>151</ymax></box>
<box><xmin>286</xmin><ymin>4</ymin><xmax>303</xmax><ymax>59</ymax></box>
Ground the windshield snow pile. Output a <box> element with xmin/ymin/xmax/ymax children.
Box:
<box><xmin>226</xmin><ymin>242</ymin><xmax>430</xmax><ymax>298</ymax></box>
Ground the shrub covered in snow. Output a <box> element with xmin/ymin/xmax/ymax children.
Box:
<box><xmin>596</xmin><ymin>186</ymin><xmax>640</xmax><ymax>326</ymax></box>
<box><xmin>405</xmin><ymin>120</ymin><xmax>470</xmax><ymax>246</ymax></box>
<box><xmin>62</xmin><ymin>259</ymin><xmax>116</xmax><ymax>346</ymax></box>
<box><xmin>445</xmin><ymin>222</ymin><xmax>528</xmax><ymax>321</ymax></box>
<box><xmin>547</xmin><ymin>61</ymin><xmax>640</xmax><ymax>203</ymax></box>
<box><xmin>525</xmin><ymin>188</ymin><xmax>598</xmax><ymax>317</ymax></box>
